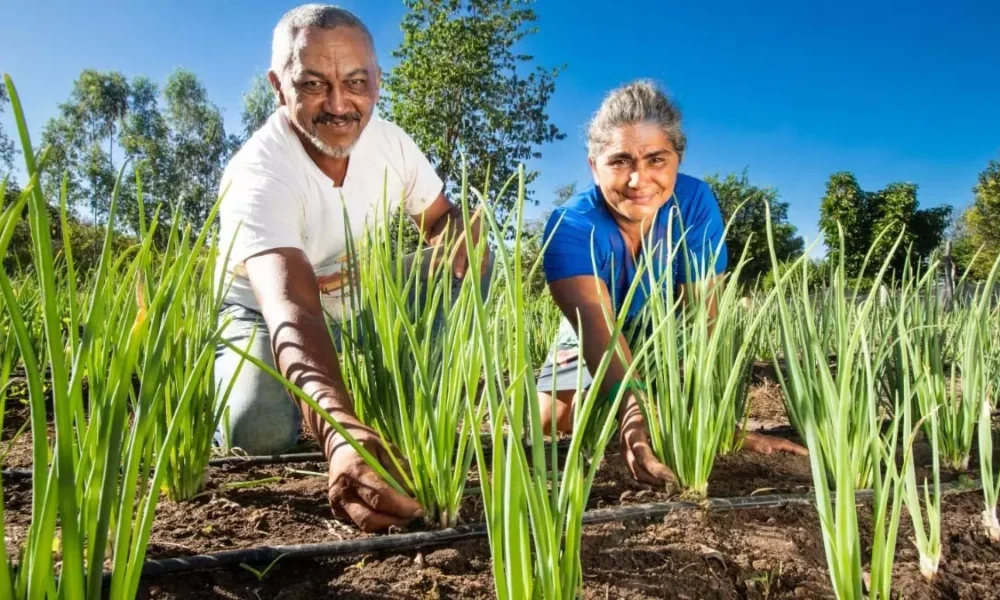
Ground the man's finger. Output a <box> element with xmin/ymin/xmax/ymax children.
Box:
<box><xmin>339</xmin><ymin>491</ymin><xmax>416</xmax><ymax>533</ymax></box>
<box><xmin>355</xmin><ymin>468</ymin><xmax>424</xmax><ymax>519</ymax></box>
<box><xmin>378</xmin><ymin>444</ymin><xmax>411</xmax><ymax>489</ymax></box>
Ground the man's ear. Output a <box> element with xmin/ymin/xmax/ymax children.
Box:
<box><xmin>267</xmin><ymin>70</ymin><xmax>286</xmax><ymax>106</ymax></box>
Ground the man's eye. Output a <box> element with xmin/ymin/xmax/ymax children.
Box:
<box><xmin>347</xmin><ymin>79</ymin><xmax>366</xmax><ymax>86</ymax></box>
<box><xmin>298</xmin><ymin>81</ymin><xmax>326</xmax><ymax>92</ymax></box>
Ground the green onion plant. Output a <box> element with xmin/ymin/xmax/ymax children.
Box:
<box><xmin>0</xmin><ymin>74</ymin><xmax>226</xmax><ymax>599</ymax></box>
<box><xmin>338</xmin><ymin>197</ymin><xmax>485</xmax><ymax>528</ymax></box>
<box><xmin>764</xmin><ymin>210</ymin><xmax>908</xmax><ymax>599</ymax></box>
<box><xmin>974</xmin><ymin>255</ymin><xmax>1000</xmax><ymax>541</ymax></box>
<box><xmin>890</xmin><ymin>274</ymin><xmax>942</xmax><ymax>580</ymax></box>
<box><xmin>466</xmin><ymin>166</ymin><xmax>654</xmax><ymax>599</ymax></box>
<box><xmin>631</xmin><ymin>210</ymin><xmax>760</xmax><ymax>496</ymax></box>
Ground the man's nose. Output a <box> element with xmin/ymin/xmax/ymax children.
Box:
<box><xmin>324</xmin><ymin>84</ymin><xmax>351</xmax><ymax>115</ymax></box>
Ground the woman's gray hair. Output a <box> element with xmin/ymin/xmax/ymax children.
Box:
<box><xmin>587</xmin><ymin>80</ymin><xmax>687</xmax><ymax>160</ymax></box>
<box><xmin>271</xmin><ymin>4</ymin><xmax>376</xmax><ymax>75</ymax></box>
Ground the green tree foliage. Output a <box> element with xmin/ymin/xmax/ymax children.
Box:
<box><xmin>818</xmin><ymin>172</ymin><xmax>871</xmax><ymax>276</ymax></box>
<box><xmin>162</xmin><ymin>69</ymin><xmax>236</xmax><ymax>228</ymax></box>
<box><xmin>39</xmin><ymin>68</ymin><xmax>237</xmax><ymax>234</ymax></box>
<box><xmin>380</xmin><ymin>0</ymin><xmax>565</xmax><ymax>230</ymax></box>
<box><xmin>953</xmin><ymin>154</ymin><xmax>1000</xmax><ymax>279</ymax></box>
<box><xmin>40</xmin><ymin>69</ymin><xmax>130</xmax><ymax>223</ymax></box>
<box><xmin>0</xmin><ymin>85</ymin><xmax>14</xmax><ymax>175</ymax></box>
<box><xmin>240</xmin><ymin>73</ymin><xmax>277</xmax><ymax>142</ymax></box>
<box><xmin>553</xmin><ymin>182</ymin><xmax>577</xmax><ymax>206</ymax></box>
<box><xmin>119</xmin><ymin>76</ymin><xmax>172</xmax><ymax>236</ymax></box>
<box><xmin>818</xmin><ymin>171</ymin><xmax>950</xmax><ymax>277</ymax></box>
<box><xmin>704</xmin><ymin>170</ymin><xmax>804</xmax><ymax>286</ymax></box>
<box><xmin>972</xmin><ymin>155</ymin><xmax>1000</xmax><ymax>247</ymax></box>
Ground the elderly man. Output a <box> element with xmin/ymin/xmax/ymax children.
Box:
<box><xmin>214</xmin><ymin>4</ymin><xmax>478</xmax><ymax>532</ymax></box>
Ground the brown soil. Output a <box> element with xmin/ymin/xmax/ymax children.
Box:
<box><xmin>5</xmin><ymin>366</ymin><xmax>1000</xmax><ymax>598</ymax></box>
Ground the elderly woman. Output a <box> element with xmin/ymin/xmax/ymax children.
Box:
<box><xmin>537</xmin><ymin>81</ymin><xmax>804</xmax><ymax>489</ymax></box>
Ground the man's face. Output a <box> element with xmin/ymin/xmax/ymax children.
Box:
<box><xmin>589</xmin><ymin>122</ymin><xmax>680</xmax><ymax>226</ymax></box>
<box><xmin>270</xmin><ymin>26</ymin><xmax>380</xmax><ymax>159</ymax></box>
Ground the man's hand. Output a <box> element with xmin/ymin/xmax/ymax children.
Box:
<box><xmin>741</xmin><ymin>431</ymin><xmax>808</xmax><ymax>456</ymax></box>
<box><xmin>618</xmin><ymin>392</ymin><xmax>678</xmax><ymax>493</ymax></box>
<box><xmin>326</xmin><ymin>422</ymin><xmax>423</xmax><ymax>532</ymax></box>
<box><xmin>413</xmin><ymin>194</ymin><xmax>488</xmax><ymax>281</ymax></box>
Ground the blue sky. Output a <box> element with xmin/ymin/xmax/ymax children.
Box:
<box><xmin>3</xmin><ymin>0</ymin><xmax>998</xmax><ymax>255</ymax></box>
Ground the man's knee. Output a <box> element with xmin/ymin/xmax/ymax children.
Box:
<box><xmin>224</xmin><ymin>404</ymin><xmax>301</xmax><ymax>456</ymax></box>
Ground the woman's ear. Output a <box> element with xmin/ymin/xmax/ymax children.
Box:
<box><xmin>588</xmin><ymin>156</ymin><xmax>600</xmax><ymax>186</ymax></box>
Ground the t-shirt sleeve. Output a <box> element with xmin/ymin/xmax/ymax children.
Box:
<box><xmin>542</xmin><ymin>209</ymin><xmax>605</xmax><ymax>283</ymax></box>
<box><xmin>398</xmin><ymin>129</ymin><xmax>444</xmax><ymax>216</ymax></box>
<box><xmin>217</xmin><ymin>161</ymin><xmax>305</xmax><ymax>266</ymax></box>
<box><xmin>677</xmin><ymin>181</ymin><xmax>729</xmax><ymax>283</ymax></box>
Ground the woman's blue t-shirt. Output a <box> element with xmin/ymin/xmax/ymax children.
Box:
<box><xmin>542</xmin><ymin>174</ymin><xmax>728</xmax><ymax>323</ymax></box>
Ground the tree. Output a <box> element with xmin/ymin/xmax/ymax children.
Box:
<box><xmin>162</xmin><ymin>69</ymin><xmax>235</xmax><ymax>229</ymax></box>
<box><xmin>818</xmin><ymin>172</ymin><xmax>871</xmax><ymax>276</ymax></box>
<box><xmin>953</xmin><ymin>153</ymin><xmax>1000</xmax><ymax>279</ymax></box>
<box><xmin>39</xmin><ymin>68</ymin><xmax>238</xmax><ymax>235</ymax></box>
<box><xmin>704</xmin><ymin>170</ymin><xmax>804</xmax><ymax>286</ymax></box>
<box><xmin>869</xmin><ymin>182</ymin><xmax>917</xmax><ymax>271</ymax></box>
<box><xmin>818</xmin><ymin>172</ymin><xmax>949</xmax><ymax>277</ymax></box>
<box><xmin>380</xmin><ymin>0</ymin><xmax>565</xmax><ymax>232</ymax></box>
<box><xmin>0</xmin><ymin>84</ymin><xmax>15</xmax><ymax>176</ymax></box>
<box><xmin>553</xmin><ymin>182</ymin><xmax>576</xmax><ymax>207</ymax></box>
<box><xmin>40</xmin><ymin>70</ymin><xmax>130</xmax><ymax>223</ymax></box>
<box><xmin>972</xmin><ymin>154</ymin><xmax>1000</xmax><ymax>247</ymax></box>
<box><xmin>119</xmin><ymin>76</ymin><xmax>172</xmax><ymax>237</ymax></box>
<box><xmin>240</xmin><ymin>73</ymin><xmax>276</xmax><ymax>143</ymax></box>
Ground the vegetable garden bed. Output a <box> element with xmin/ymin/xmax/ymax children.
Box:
<box><xmin>4</xmin><ymin>369</ymin><xmax>999</xmax><ymax>599</ymax></box>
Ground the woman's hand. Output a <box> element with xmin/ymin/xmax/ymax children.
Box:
<box><xmin>741</xmin><ymin>431</ymin><xmax>808</xmax><ymax>456</ymax></box>
<box><xmin>618</xmin><ymin>392</ymin><xmax>678</xmax><ymax>492</ymax></box>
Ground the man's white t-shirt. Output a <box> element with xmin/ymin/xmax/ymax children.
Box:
<box><xmin>216</xmin><ymin>107</ymin><xmax>443</xmax><ymax>319</ymax></box>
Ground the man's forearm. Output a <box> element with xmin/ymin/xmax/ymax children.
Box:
<box><xmin>263</xmin><ymin>302</ymin><xmax>358</xmax><ymax>456</ymax></box>
<box><xmin>425</xmin><ymin>203</ymin><xmax>465</xmax><ymax>246</ymax></box>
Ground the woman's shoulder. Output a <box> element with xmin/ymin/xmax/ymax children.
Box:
<box><xmin>547</xmin><ymin>185</ymin><xmax>612</xmax><ymax>227</ymax></box>
<box><xmin>542</xmin><ymin>185</ymin><xmax>619</xmax><ymax>250</ymax></box>
<box><xmin>673</xmin><ymin>173</ymin><xmax>712</xmax><ymax>200</ymax></box>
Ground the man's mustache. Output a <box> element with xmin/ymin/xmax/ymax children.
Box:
<box><xmin>314</xmin><ymin>112</ymin><xmax>361</xmax><ymax>125</ymax></box>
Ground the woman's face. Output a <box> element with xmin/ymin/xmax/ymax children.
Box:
<box><xmin>589</xmin><ymin>122</ymin><xmax>680</xmax><ymax>227</ymax></box>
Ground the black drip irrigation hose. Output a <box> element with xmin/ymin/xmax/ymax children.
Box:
<box><xmin>1</xmin><ymin>438</ymin><xmax>575</xmax><ymax>482</ymax></box>
<box><xmin>129</xmin><ymin>479</ymin><xmax>980</xmax><ymax>579</ymax></box>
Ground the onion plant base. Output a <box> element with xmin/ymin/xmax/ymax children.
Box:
<box><xmin>983</xmin><ymin>508</ymin><xmax>1000</xmax><ymax>543</ymax></box>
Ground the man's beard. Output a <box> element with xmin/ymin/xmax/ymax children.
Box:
<box><xmin>291</xmin><ymin>114</ymin><xmax>361</xmax><ymax>159</ymax></box>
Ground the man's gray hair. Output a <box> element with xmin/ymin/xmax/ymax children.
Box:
<box><xmin>271</xmin><ymin>4</ymin><xmax>376</xmax><ymax>75</ymax></box>
<box><xmin>587</xmin><ymin>80</ymin><xmax>687</xmax><ymax>160</ymax></box>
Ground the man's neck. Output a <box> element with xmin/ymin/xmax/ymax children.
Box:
<box><xmin>297</xmin><ymin>131</ymin><xmax>350</xmax><ymax>187</ymax></box>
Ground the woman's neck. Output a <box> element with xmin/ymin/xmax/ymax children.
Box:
<box><xmin>613</xmin><ymin>214</ymin><xmax>654</xmax><ymax>257</ymax></box>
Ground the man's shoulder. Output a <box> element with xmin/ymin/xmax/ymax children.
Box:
<box><xmin>357</xmin><ymin>117</ymin><xmax>420</xmax><ymax>161</ymax></box>
<box><xmin>223</xmin><ymin>109</ymin><xmax>301</xmax><ymax>185</ymax></box>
